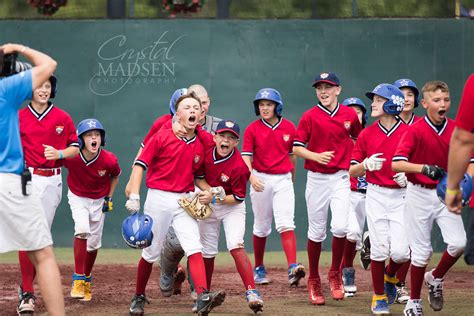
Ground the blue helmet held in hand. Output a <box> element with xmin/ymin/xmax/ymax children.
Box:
<box><xmin>121</xmin><ymin>212</ymin><xmax>154</xmax><ymax>249</ymax></box>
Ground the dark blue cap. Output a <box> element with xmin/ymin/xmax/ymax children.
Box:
<box><xmin>312</xmin><ymin>72</ymin><xmax>341</xmax><ymax>87</ymax></box>
<box><xmin>216</xmin><ymin>120</ymin><xmax>240</xmax><ymax>138</ymax></box>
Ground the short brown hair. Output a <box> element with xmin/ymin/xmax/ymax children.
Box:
<box><xmin>175</xmin><ymin>91</ymin><xmax>201</xmax><ymax>111</ymax></box>
<box><xmin>421</xmin><ymin>81</ymin><xmax>449</xmax><ymax>98</ymax></box>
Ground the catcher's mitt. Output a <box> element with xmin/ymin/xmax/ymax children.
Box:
<box><xmin>178</xmin><ymin>193</ymin><xmax>213</xmax><ymax>220</ymax></box>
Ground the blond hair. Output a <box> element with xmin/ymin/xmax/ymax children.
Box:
<box><xmin>421</xmin><ymin>81</ymin><xmax>449</xmax><ymax>98</ymax></box>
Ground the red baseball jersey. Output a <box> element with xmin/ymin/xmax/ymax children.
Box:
<box><xmin>351</xmin><ymin>120</ymin><xmax>409</xmax><ymax>188</ymax></box>
<box><xmin>242</xmin><ymin>118</ymin><xmax>295</xmax><ymax>174</ymax></box>
<box><xmin>19</xmin><ymin>103</ymin><xmax>78</xmax><ymax>168</ymax></box>
<box><xmin>294</xmin><ymin>103</ymin><xmax>362</xmax><ymax>173</ymax></box>
<box><xmin>398</xmin><ymin>113</ymin><xmax>421</xmax><ymax>126</ymax></box>
<box><xmin>393</xmin><ymin>116</ymin><xmax>455</xmax><ymax>188</ymax></box>
<box><xmin>64</xmin><ymin>148</ymin><xmax>121</xmax><ymax>199</ymax></box>
<box><xmin>196</xmin><ymin>147</ymin><xmax>250</xmax><ymax>202</ymax></box>
<box><xmin>141</xmin><ymin>114</ymin><xmax>172</xmax><ymax>148</ymax></box>
<box><xmin>136</xmin><ymin>128</ymin><xmax>204</xmax><ymax>193</ymax></box>
<box><xmin>455</xmin><ymin>74</ymin><xmax>474</xmax><ymax>133</ymax></box>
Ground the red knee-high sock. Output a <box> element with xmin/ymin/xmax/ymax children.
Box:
<box><xmin>188</xmin><ymin>253</ymin><xmax>208</xmax><ymax>294</ymax></box>
<box><xmin>410</xmin><ymin>265</ymin><xmax>426</xmax><ymax>299</ymax></box>
<box><xmin>341</xmin><ymin>239</ymin><xmax>357</xmax><ymax>269</ymax></box>
<box><xmin>396</xmin><ymin>260</ymin><xmax>411</xmax><ymax>283</ymax></box>
<box><xmin>371</xmin><ymin>260</ymin><xmax>385</xmax><ymax>295</ymax></box>
<box><xmin>230</xmin><ymin>248</ymin><xmax>256</xmax><ymax>290</ymax></box>
<box><xmin>84</xmin><ymin>250</ymin><xmax>98</xmax><ymax>276</ymax></box>
<box><xmin>135</xmin><ymin>258</ymin><xmax>153</xmax><ymax>295</ymax></box>
<box><xmin>432</xmin><ymin>250</ymin><xmax>460</xmax><ymax>279</ymax></box>
<box><xmin>18</xmin><ymin>251</ymin><xmax>36</xmax><ymax>293</ymax></box>
<box><xmin>307</xmin><ymin>239</ymin><xmax>321</xmax><ymax>280</ymax></box>
<box><xmin>203</xmin><ymin>257</ymin><xmax>215</xmax><ymax>290</ymax></box>
<box><xmin>74</xmin><ymin>237</ymin><xmax>87</xmax><ymax>275</ymax></box>
<box><xmin>280</xmin><ymin>230</ymin><xmax>297</xmax><ymax>266</ymax></box>
<box><xmin>330</xmin><ymin>236</ymin><xmax>346</xmax><ymax>272</ymax></box>
<box><xmin>385</xmin><ymin>258</ymin><xmax>402</xmax><ymax>277</ymax></box>
<box><xmin>252</xmin><ymin>235</ymin><xmax>267</xmax><ymax>267</ymax></box>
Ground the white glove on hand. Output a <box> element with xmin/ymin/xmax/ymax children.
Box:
<box><xmin>210</xmin><ymin>186</ymin><xmax>226</xmax><ymax>201</ymax></box>
<box><xmin>393</xmin><ymin>172</ymin><xmax>407</xmax><ymax>188</ymax></box>
<box><xmin>125</xmin><ymin>193</ymin><xmax>140</xmax><ymax>214</ymax></box>
<box><xmin>363</xmin><ymin>153</ymin><xmax>386</xmax><ymax>171</ymax></box>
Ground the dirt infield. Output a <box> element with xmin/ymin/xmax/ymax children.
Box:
<box><xmin>0</xmin><ymin>264</ymin><xmax>472</xmax><ymax>315</ymax></box>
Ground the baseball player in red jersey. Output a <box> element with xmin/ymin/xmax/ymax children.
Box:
<box><xmin>194</xmin><ymin>119</ymin><xmax>264</xmax><ymax>313</ymax></box>
<box><xmin>392</xmin><ymin>81</ymin><xmax>468</xmax><ymax>315</ymax></box>
<box><xmin>241</xmin><ymin>88</ymin><xmax>305</xmax><ymax>287</ymax></box>
<box><xmin>125</xmin><ymin>92</ymin><xmax>225</xmax><ymax>316</ymax></box>
<box><xmin>64</xmin><ymin>118</ymin><xmax>121</xmax><ymax>302</ymax></box>
<box><xmin>293</xmin><ymin>72</ymin><xmax>362</xmax><ymax>305</ymax></box>
<box><xmin>17</xmin><ymin>74</ymin><xmax>79</xmax><ymax>313</ymax></box>
<box><xmin>350</xmin><ymin>83</ymin><xmax>410</xmax><ymax>315</ymax></box>
<box><xmin>339</xmin><ymin>97</ymin><xmax>368</xmax><ymax>298</ymax></box>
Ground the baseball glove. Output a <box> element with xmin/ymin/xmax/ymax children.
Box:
<box><xmin>178</xmin><ymin>193</ymin><xmax>213</xmax><ymax>220</ymax></box>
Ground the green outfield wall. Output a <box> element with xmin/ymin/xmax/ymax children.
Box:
<box><xmin>2</xmin><ymin>19</ymin><xmax>472</xmax><ymax>251</ymax></box>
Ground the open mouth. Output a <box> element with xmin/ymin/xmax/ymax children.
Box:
<box><xmin>220</xmin><ymin>144</ymin><xmax>229</xmax><ymax>150</ymax></box>
<box><xmin>438</xmin><ymin>110</ymin><xmax>446</xmax><ymax>116</ymax></box>
<box><xmin>189</xmin><ymin>115</ymin><xmax>196</xmax><ymax>123</ymax></box>
<box><xmin>91</xmin><ymin>141</ymin><xmax>98</xmax><ymax>149</ymax></box>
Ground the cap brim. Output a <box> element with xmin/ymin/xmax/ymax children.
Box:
<box><xmin>312</xmin><ymin>80</ymin><xmax>339</xmax><ymax>87</ymax></box>
<box><xmin>216</xmin><ymin>128</ymin><xmax>239</xmax><ymax>138</ymax></box>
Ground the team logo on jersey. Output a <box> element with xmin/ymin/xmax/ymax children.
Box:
<box><xmin>98</xmin><ymin>170</ymin><xmax>106</xmax><ymax>177</ymax></box>
<box><xmin>194</xmin><ymin>154</ymin><xmax>201</xmax><ymax>164</ymax></box>
<box><xmin>283</xmin><ymin>134</ymin><xmax>290</xmax><ymax>142</ymax></box>
<box><xmin>220</xmin><ymin>173</ymin><xmax>229</xmax><ymax>183</ymax></box>
<box><xmin>344</xmin><ymin>121</ymin><xmax>351</xmax><ymax>130</ymax></box>
<box><xmin>55</xmin><ymin>125</ymin><xmax>64</xmax><ymax>135</ymax></box>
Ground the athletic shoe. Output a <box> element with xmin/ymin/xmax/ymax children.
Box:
<box><xmin>328</xmin><ymin>270</ymin><xmax>344</xmax><ymax>300</ymax></box>
<box><xmin>160</xmin><ymin>272</ymin><xmax>174</xmax><ymax>297</ymax></box>
<box><xmin>396</xmin><ymin>282</ymin><xmax>410</xmax><ymax>304</ymax></box>
<box><xmin>403</xmin><ymin>299</ymin><xmax>424</xmax><ymax>316</ymax></box>
<box><xmin>245</xmin><ymin>289</ymin><xmax>264</xmax><ymax>313</ymax></box>
<box><xmin>191</xmin><ymin>301</ymin><xmax>198</xmax><ymax>313</ymax></box>
<box><xmin>371</xmin><ymin>294</ymin><xmax>390</xmax><ymax>315</ymax></box>
<box><xmin>307</xmin><ymin>278</ymin><xmax>325</xmax><ymax>305</ymax></box>
<box><xmin>81</xmin><ymin>274</ymin><xmax>92</xmax><ymax>301</ymax></box>
<box><xmin>342</xmin><ymin>267</ymin><xmax>357</xmax><ymax>295</ymax></box>
<box><xmin>253</xmin><ymin>265</ymin><xmax>270</xmax><ymax>285</ymax></box>
<box><xmin>173</xmin><ymin>265</ymin><xmax>186</xmax><ymax>295</ymax></box>
<box><xmin>288</xmin><ymin>263</ymin><xmax>306</xmax><ymax>286</ymax></box>
<box><xmin>70</xmin><ymin>273</ymin><xmax>86</xmax><ymax>299</ymax></box>
<box><xmin>17</xmin><ymin>286</ymin><xmax>36</xmax><ymax>315</ymax></box>
<box><xmin>360</xmin><ymin>231</ymin><xmax>371</xmax><ymax>270</ymax></box>
<box><xmin>424</xmin><ymin>269</ymin><xmax>444</xmax><ymax>311</ymax></box>
<box><xmin>129</xmin><ymin>294</ymin><xmax>150</xmax><ymax>316</ymax></box>
<box><xmin>196</xmin><ymin>290</ymin><xmax>226</xmax><ymax>316</ymax></box>
<box><xmin>384</xmin><ymin>274</ymin><xmax>399</xmax><ymax>305</ymax></box>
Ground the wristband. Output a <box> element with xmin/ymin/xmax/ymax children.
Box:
<box><xmin>211</xmin><ymin>196</ymin><xmax>216</xmax><ymax>204</ymax></box>
<box><xmin>59</xmin><ymin>150</ymin><xmax>63</xmax><ymax>159</ymax></box>
<box><xmin>446</xmin><ymin>188</ymin><xmax>460</xmax><ymax>196</ymax></box>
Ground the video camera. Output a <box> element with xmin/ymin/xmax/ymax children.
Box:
<box><xmin>0</xmin><ymin>51</ymin><xmax>32</xmax><ymax>77</ymax></box>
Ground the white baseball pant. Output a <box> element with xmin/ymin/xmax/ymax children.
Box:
<box><xmin>346</xmin><ymin>191</ymin><xmax>366</xmax><ymax>250</ymax></box>
<box><xmin>30</xmin><ymin>170</ymin><xmax>62</xmax><ymax>229</ymax></box>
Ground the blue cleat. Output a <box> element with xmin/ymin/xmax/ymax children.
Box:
<box><xmin>384</xmin><ymin>274</ymin><xmax>399</xmax><ymax>305</ymax></box>
<box><xmin>288</xmin><ymin>263</ymin><xmax>306</xmax><ymax>286</ymax></box>
<box><xmin>371</xmin><ymin>294</ymin><xmax>390</xmax><ymax>315</ymax></box>
<box><xmin>253</xmin><ymin>265</ymin><xmax>270</xmax><ymax>285</ymax></box>
<box><xmin>246</xmin><ymin>289</ymin><xmax>264</xmax><ymax>313</ymax></box>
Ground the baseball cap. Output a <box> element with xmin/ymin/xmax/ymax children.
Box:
<box><xmin>312</xmin><ymin>72</ymin><xmax>340</xmax><ymax>87</ymax></box>
<box><xmin>216</xmin><ymin>119</ymin><xmax>240</xmax><ymax>138</ymax></box>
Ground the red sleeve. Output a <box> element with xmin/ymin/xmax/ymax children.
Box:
<box><xmin>109</xmin><ymin>152</ymin><xmax>121</xmax><ymax>177</ymax></box>
<box><xmin>350</xmin><ymin>112</ymin><xmax>362</xmax><ymax>139</ymax></box>
<box><xmin>141</xmin><ymin>115</ymin><xmax>171</xmax><ymax>148</ymax></box>
<box><xmin>350</xmin><ymin>129</ymin><xmax>367</xmax><ymax>164</ymax></box>
<box><xmin>136</xmin><ymin>133</ymin><xmax>161</xmax><ymax>169</ymax></box>
<box><xmin>393</xmin><ymin>128</ymin><xmax>417</xmax><ymax>162</ymax></box>
<box><xmin>65</xmin><ymin>114</ymin><xmax>79</xmax><ymax>147</ymax></box>
<box><xmin>455</xmin><ymin>74</ymin><xmax>474</xmax><ymax>133</ymax></box>
<box><xmin>193</xmin><ymin>142</ymin><xmax>205</xmax><ymax>178</ymax></box>
<box><xmin>293</xmin><ymin>111</ymin><xmax>311</xmax><ymax>147</ymax></box>
<box><xmin>231</xmin><ymin>165</ymin><xmax>250</xmax><ymax>202</ymax></box>
<box><xmin>241</xmin><ymin>123</ymin><xmax>255</xmax><ymax>156</ymax></box>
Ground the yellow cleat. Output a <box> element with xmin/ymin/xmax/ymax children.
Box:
<box><xmin>70</xmin><ymin>273</ymin><xmax>85</xmax><ymax>299</ymax></box>
<box><xmin>80</xmin><ymin>275</ymin><xmax>92</xmax><ymax>301</ymax></box>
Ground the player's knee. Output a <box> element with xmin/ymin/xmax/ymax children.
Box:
<box><xmin>330</xmin><ymin>227</ymin><xmax>347</xmax><ymax>239</ymax></box>
<box><xmin>75</xmin><ymin>233</ymin><xmax>89</xmax><ymax>239</ymax></box>
<box><xmin>346</xmin><ymin>230</ymin><xmax>361</xmax><ymax>243</ymax></box>
<box><xmin>411</xmin><ymin>251</ymin><xmax>432</xmax><ymax>267</ymax></box>
<box><xmin>307</xmin><ymin>230</ymin><xmax>326</xmax><ymax>243</ymax></box>
<box><xmin>228</xmin><ymin>242</ymin><xmax>245</xmax><ymax>252</ymax></box>
<box><xmin>253</xmin><ymin>228</ymin><xmax>271</xmax><ymax>238</ymax></box>
<box><xmin>447</xmin><ymin>239</ymin><xmax>466</xmax><ymax>258</ymax></box>
<box><xmin>276</xmin><ymin>226</ymin><xmax>294</xmax><ymax>234</ymax></box>
<box><xmin>391</xmin><ymin>247</ymin><xmax>410</xmax><ymax>263</ymax></box>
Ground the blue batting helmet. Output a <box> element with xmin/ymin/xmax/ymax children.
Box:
<box><xmin>169</xmin><ymin>88</ymin><xmax>188</xmax><ymax>115</ymax></box>
<box><xmin>366</xmin><ymin>83</ymin><xmax>405</xmax><ymax>115</ymax></box>
<box><xmin>76</xmin><ymin>118</ymin><xmax>106</xmax><ymax>148</ymax></box>
<box><xmin>394</xmin><ymin>78</ymin><xmax>419</xmax><ymax>108</ymax></box>
<box><xmin>121</xmin><ymin>213</ymin><xmax>154</xmax><ymax>249</ymax></box>
<box><xmin>49</xmin><ymin>75</ymin><xmax>57</xmax><ymax>99</ymax></box>
<box><xmin>342</xmin><ymin>97</ymin><xmax>368</xmax><ymax>126</ymax></box>
<box><xmin>253</xmin><ymin>88</ymin><xmax>283</xmax><ymax>117</ymax></box>
<box><xmin>437</xmin><ymin>173</ymin><xmax>473</xmax><ymax>207</ymax></box>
